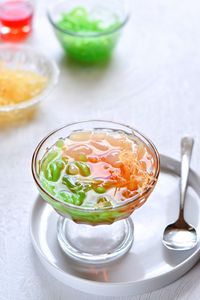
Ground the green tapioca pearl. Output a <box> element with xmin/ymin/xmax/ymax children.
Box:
<box><xmin>44</xmin><ymin>160</ymin><xmax>64</xmax><ymax>182</ymax></box>
<box><xmin>43</xmin><ymin>167</ymin><xmax>53</xmax><ymax>181</ymax></box>
<box><xmin>50</xmin><ymin>164</ymin><xmax>60</xmax><ymax>182</ymax></box>
<box><xmin>94</xmin><ymin>186</ymin><xmax>106</xmax><ymax>194</ymax></box>
<box><xmin>66</xmin><ymin>163</ymin><xmax>79</xmax><ymax>175</ymax></box>
<box><xmin>56</xmin><ymin>160</ymin><xmax>65</xmax><ymax>170</ymax></box>
<box><xmin>72</xmin><ymin>191</ymin><xmax>86</xmax><ymax>206</ymax></box>
<box><xmin>57</xmin><ymin>190</ymin><xmax>86</xmax><ymax>206</ymax></box>
<box><xmin>78</xmin><ymin>154</ymin><xmax>87</xmax><ymax>162</ymax></box>
<box><xmin>41</xmin><ymin>150</ymin><xmax>59</xmax><ymax>171</ymax></box>
<box><xmin>75</xmin><ymin>161</ymin><xmax>91</xmax><ymax>177</ymax></box>
<box><xmin>56</xmin><ymin>139</ymin><xmax>65</xmax><ymax>148</ymax></box>
<box><xmin>62</xmin><ymin>156</ymin><xmax>69</xmax><ymax>164</ymax></box>
<box><xmin>51</xmin><ymin>161</ymin><xmax>64</xmax><ymax>181</ymax></box>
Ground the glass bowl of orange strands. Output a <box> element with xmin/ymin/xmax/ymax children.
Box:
<box><xmin>0</xmin><ymin>44</ymin><xmax>59</xmax><ymax>127</ymax></box>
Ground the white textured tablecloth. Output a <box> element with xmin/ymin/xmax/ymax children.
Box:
<box><xmin>1</xmin><ymin>0</ymin><xmax>200</xmax><ymax>299</ymax></box>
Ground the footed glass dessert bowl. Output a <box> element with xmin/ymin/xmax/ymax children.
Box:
<box><xmin>32</xmin><ymin>121</ymin><xmax>160</xmax><ymax>264</ymax></box>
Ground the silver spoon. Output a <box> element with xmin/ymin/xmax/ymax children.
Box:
<box><xmin>163</xmin><ymin>137</ymin><xmax>197</xmax><ymax>250</ymax></box>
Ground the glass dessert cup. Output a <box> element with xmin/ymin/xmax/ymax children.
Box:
<box><xmin>47</xmin><ymin>0</ymin><xmax>129</xmax><ymax>64</ymax></box>
<box><xmin>32</xmin><ymin>121</ymin><xmax>160</xmax><ymax>264</ymax></box>
<box><xmin>0</xmin><ymin>0</ymin><xmax>34</xmax><ymax>42</ymax></box>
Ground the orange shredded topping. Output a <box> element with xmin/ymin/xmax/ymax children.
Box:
<box><xmin>119</xmin><ymin>147</ymin><xmax>155</xmax><ymax>193</ymax></box>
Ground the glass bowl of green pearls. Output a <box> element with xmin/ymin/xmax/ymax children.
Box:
<box><xmin>47</xmin><ymin>0</ymin><xmax>130</xmax><ymax>64</ymax></box>
<box><xmin>32</xmin><ymin>121</ymin><xmax>160</xmax><ymax>264</ymax></box>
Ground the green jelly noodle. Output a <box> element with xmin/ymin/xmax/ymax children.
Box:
<box><xmin>39</xmin><ymin>146</ymin><xmax>112</xmax><ymax>208</ymax></box>
<box><xmin>55</xmin><ymin>7</ymin><xmax>122</xmax><ymax>63</ymax></box>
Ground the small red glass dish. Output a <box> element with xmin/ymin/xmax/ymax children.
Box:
<box><xmin>0</xmin><ymin>0</ymin><xmax>33</xmax><ymax>42</ymax></box>
<box><xmin>0</xmin><ymin>44</ymin><xmax>59</xmax><ymax>127</ymax></box>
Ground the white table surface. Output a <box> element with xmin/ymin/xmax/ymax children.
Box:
<box><xmin>1</xmin><ymin>0</ymin><xmax>200</xmax><ymax>299</ymax></box>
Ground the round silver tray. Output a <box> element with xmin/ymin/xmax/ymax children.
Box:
<box><xmin>30</xmin><ymin>155</ymin><xmax>200</xmax><ymax>297</ymax></box>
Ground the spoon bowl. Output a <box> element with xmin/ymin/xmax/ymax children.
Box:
<box><xmin>163</xmin><ymin>220</ymin><xmax>197</xmax><ymax>250</ymax></box>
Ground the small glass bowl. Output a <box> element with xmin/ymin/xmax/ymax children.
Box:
<box><xmin>47</xmin><ymin>0</ymin><xmax>129</xmax><ymax>64</ymax></box>
<box><xmin>0</xmin><ymin>44</ymin><xmax>59</xmax><ymax>126</ymax></box>
<box><xmin>32</xmin><ymin>121</ymin><xmax>160</xmax><ymax>264</ymax></box>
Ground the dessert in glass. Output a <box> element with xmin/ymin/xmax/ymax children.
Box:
<box><xmin>32</xmin><ymin>121</ymin><xmax>160</xmax><ymax>264</ymax></box>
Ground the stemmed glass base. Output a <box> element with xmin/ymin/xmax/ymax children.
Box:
<box><xmin>57</xmin><ymin>217</ymin><xmax>134</xmax><ymax>264</ymax></box>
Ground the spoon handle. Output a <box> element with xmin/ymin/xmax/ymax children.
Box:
<box><xmin>180</xmin><ymin>137</ymin><xmax>194</xmax><ymax>214</ymax></box>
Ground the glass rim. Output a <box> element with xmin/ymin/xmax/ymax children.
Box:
<box><xmin>0</xmin><ymin>44</ymin><xmax>59</xmax><ymax>113</ymax></box>
<box><xmin>32</xmin><ymin>120</ymin><xmax>160</xmax><ymax>212</ymax></box>
<box><xmin>47</xmin><ymin>0</ymin><xmax>130</xmax><ymax>38</ymax></box>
